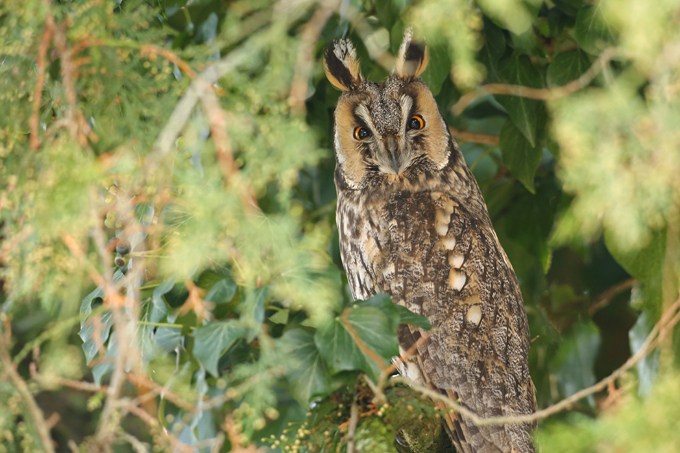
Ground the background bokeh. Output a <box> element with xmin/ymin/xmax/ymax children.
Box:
<box><xmin>1</xmin><ymin>0</ymin><xmax>679</xmax><ymax>452</ymax></box>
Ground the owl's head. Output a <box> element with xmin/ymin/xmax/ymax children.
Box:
<box><xmin>325</xmin><ymin>31</ymin><xmax>453</xmax><ymax>190</ymax></box>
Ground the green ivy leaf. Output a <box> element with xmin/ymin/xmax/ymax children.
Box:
<box><xmin>240</xmin><ymin>286</ymin><xmax>267</xmax><ymax>331</ymax></box>
<box><xmin>346</xmin><ymin>307</ymin><xmax>399</xmax><ymax>360</ymax></box>
<box><xmin>152</xmin><ymin>277</ymin><xmax>173</xmax><ymax>321</ymax></box>
<box><xmin>282</xmin><ymin>328</ymin><xmax>332</xmax><ymax>406</ymax></box>
<box><xmin>193</xmin><ymin>320</ymin><xmax>248</xmax><ymax>377</ymax></box>
<box><xmin>547</xmin><ymin>50</ymin><xmax>592</xmax><ymax>87</ymax></box>
<box><xmin>420</xmin><ymin>39</ymin><xmax>451</xmax><ymax>96</ymax></box>
<box><xmin>315</xmin><ymin>317</ymin><xmax>368</xmax><ymax>373</ymax></box>
<box><xmin>395</xmin><ymin>305</ymin><xmax>432</xmax><ymax>330</ymax></box>
<box><xmin>79</xmin><ymin>270</ymin><xmax>124</xmax><ymax>363</ymax></box>
<box><xmin>574</xmin><ymin>5</ymin><xmax>616</xmax><ymax>55</ymax></box>
<box><xmin>374</xmin><ymin>0</ymin><xmax>408</xmax><ymax>30</ymax></box>
<box><xmin>549</xmin><ymin>321</ymin><xmax>601</xmax><ymax>408</ymax></box>
<box><xmin>499</xmin><ymin>119</ymin><xmax>542</xmax><ymax>193</ymax></box>
<box><xmin>353</xmin><ymin>293</ymin><xmax>400</xmax><ymax>333</ymax></box>
<box><xmin>496</xmin><ymin>55</ymin><xmax>544</xmax><ymax>146</ymax></box>
<box><xmin>605</xmin><ymin>228</ymin><xmax>667</xmax><ymax>311</ymax></box>
<box><xmin>479</xmin><ymin>18</ymin><xmax>507</xmax><ymax>83</ymax></box>
<box><xmin>204</xmin><ymin>277</ymin><xmax>237</xmax><ymax>305</ymax></box>
<box><xmin>629</xmin><ymin>309</ymin><xmax>659</xmax><ymax>396</ymax></box>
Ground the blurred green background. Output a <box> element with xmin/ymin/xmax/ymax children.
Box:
<box><xmin>1</xmin><ymin>0</ymin><xmax>679</xmax><ymax>452</ymax></box>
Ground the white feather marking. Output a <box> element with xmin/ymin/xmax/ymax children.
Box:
<box><xmin>448</xmin><ymin>269</ymin><xmax>466</xmax><ymax>290</ymax></box>
<box><xmin>449</xmin><ymin>254</ymin><xmax>464</xmax><ymax>268</ymax></box>
<box><xmin>466</xmin><ymin>305</ymin><xmax>482</xmax><ymax>327</ymax></box>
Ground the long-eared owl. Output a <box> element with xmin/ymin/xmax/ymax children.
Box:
<box><xmin>325</xmin><ymin>32</ymin><xmax>536</xmax><ymax>453</ymax></box>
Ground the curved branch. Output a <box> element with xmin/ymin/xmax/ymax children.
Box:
<box><xmin>449</xmin><ymin>127</ymin><xmax>499</xmax><ymax>146</ymax></box>
<box><xmin>452</xmin><ymin>49</ymin><xmax>617</xmax><ymax>116</ymax></box>
<box><xmin>387</xmin><ymin>294</ymin><xmax>680</xmax><ymax>426</ymax></box>
<box><xmin>289</xmin><ymin>0</ymin><xmax>340</xmax><ymax>114</ymax></box>
<box><xmin>0</xmin><ymin>331</ymin><xmax>56</xmax><ymax>453</ymax></box>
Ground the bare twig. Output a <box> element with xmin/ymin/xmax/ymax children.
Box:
<box><xmin>0</xmin><ymin>330</ymin><xmax>56</xmax><ymax>453</ymax></box>
<box><xmin>150</xmin><ymin>47</ymin><xmax>252</xmax><ymax>170</ymax></box>
<box><xmin>127</xmin><ymin>373</ymin><xmax>197</xmax><ymax>413</ymax></box>
<box><xmin>346</xmin><ymin>396</ymin><xmax>359</xmax><ymax>453</ymax></box>
<box><xmin>338</xmin><ymin>4</ymin><xmax>394</xmax><ymax>70</ymax></box>
<box><xmin>289</xmin><ymin>0</ymin><xmax>340</xmax><ymax>115</ymax></box>
<box><xmin>452</xmin><ymin>48</ymin><xmax>617</xmax><ymax>116</ymax></box>
<box><xmin>449</xmin><ymin>127</ymin><xmax>500</xmax><ymax>146</ymax></box>
<box><xmin>589</xmin><ymin>278</ymin><xmax>635</xmax><ymax>316</ymax></box>
<box><xmin>45</xmin><ymin>412</ymin><xmax>61</xmax><ymax>430</ymax></box>
<box><xmin>51</xmin><ymin>20</ymin><xmax>89</xmax><ymax>146</ymax></box>
<box><xmin>30</xmin><ymin>23</ymin><xmax>54</xmax><ymax>150</ymax></box>
<box><xmin>209</xmin><ymin>433</ymin><xmax>226</xmax><ymax>453</ymax></box>
<box><xmin>379</xmin><ymin>331</ymin><xmax>431</xmax><ymax>389</ymax></box>
<box><xmin>122</xmin><ymin>402</ymin><xmax>195</xmax><ymax>453</ymax></box>
<box><xmin>388</xmin><ymin>294</ymin><xmax>680</xmax><ymax>426</ymax></box>
<box><xmin>198</xmin><ymin>90</ymin><xmax>261</xmax><ymax>209</ymax></box>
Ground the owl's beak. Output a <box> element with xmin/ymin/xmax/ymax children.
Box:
<box><xmin>384</xmin><ymin>135</ymin><xmax>400</xmax><ymax>174</ymax></box>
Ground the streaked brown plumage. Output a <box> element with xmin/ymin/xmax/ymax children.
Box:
<box><xmin>325</xmin><ymin>32</ymin><xmax>536</xmax><ymax>453</ymax></box>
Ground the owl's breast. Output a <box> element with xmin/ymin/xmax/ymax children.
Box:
<box><xmin>337</xmin><ymin>188</ymin><xmax>476</xmax><ymax>308</ymax></box>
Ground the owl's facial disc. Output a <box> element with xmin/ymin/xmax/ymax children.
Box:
<box><xmin>326</xmin><ymin>35</ymin><xmax>450</xmax><ymax>188</ymax></box>
<box><xmin>352</xmin><ymin>96</ymin><xmax>421</xmax><ymax>175</ymax></box>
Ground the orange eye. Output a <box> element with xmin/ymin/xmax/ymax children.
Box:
<box><xmin>354</xmin><ymin>126</ymin><xmax>371</xmax><ymax>140</ymax></box>
<box><xmin>407</xmin><ymin>115</ymin><xmax>425</xmax><ymax>130</ymax></box>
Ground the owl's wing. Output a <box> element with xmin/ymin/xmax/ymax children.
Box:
<box><xmin>382</xmin><ymin>191</ymin><xmax>536</xmax><ymax>453</ymax></box>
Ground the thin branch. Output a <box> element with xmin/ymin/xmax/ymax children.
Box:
<box><xmin>589</xmin><ymin>278</ymin><xmax>635</xmax><ymax>316</ymax></box>
<box><xmin>122</xmin><ymin>402</ymin><xmax>195</xmax><ymax>453</ymax></box>
<box><xmin>289</xmin><ymin>0</ymin><xmax>340</xmax><ymax>115</ymax></box>
<box><xmin>345</xmin><ymin>396</ymin><xmax>359</xmax><ymax>453</ymax></box>
<box><xmin>0</xmin><ymin>330</ymin><xmax>56</xmax><ymax>453</ymax></box>
<box><xmin>126</xmin><ymin>373</ymin><xmax>197</xmax><ymax>413</ymax></box>
<box><xmin>449</xmin><ymin>127</ymin><xmax>500</xmax><ymax>146</ymax></box>
<box><xmin>51</xmin><ymin>20</ymin><xmax>89</xmax><ymax>146</ymax></box>
<box><xmin>378</xmin><ymin>330</ymin><xmax>431</xmax><ymax>390</ymax></box>
<box><xmin>30</xmin><ymin>23</ymin><xmax>54</xmax><ymax>150</ymax></box>
<box><xmin>452</xmin><ymin>48</ymin><xmax>617</xmax><ymax>116</ymax></box>
<box><xmin>338</xmin><ymin>4</ymin><xmax>394</xmax><ymax>70</ymax></box>
<box><xmin>198</xmin><ymin>90</ymin><xmax>260</xmax><ymax>210</ymax></box>
<box><xmin>387</xmin><ymin>294</ymin><xmax>680</xmax><ymax>426</ymax></box>
<box><xmin>150</xmin><ymin>47</ymin><xmax>252</xmax><ymax>171</ymax></box>
<box><xmin>209</xmin><ymin>433</ymin><xmax>226</xmax><ymax>453</ymax></box>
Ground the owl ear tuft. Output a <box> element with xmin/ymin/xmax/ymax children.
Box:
<box><xmin>324</xmin><ymin>39</ymin><xmax>363</xmax><ymax>91</ymax></box>
<box><xmin>394</xmin><ymin>29</ymin><xmax>429</xmax><ymax>81</ymax></box>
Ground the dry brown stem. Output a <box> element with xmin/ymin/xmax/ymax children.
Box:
<box><xmin>449</xmin><ymin>127</ymin><xmax>500</xmax><ymax>146</ymax></box>
<box><xmin>0</xmin><ymin>329</ymin><xmax>56</xmax><ymax>453</ymax></box>
<box><xmin>127</xmin><ymin>373</ymin><xmax>197</xmax><ymax>413</ymax></box>
<box><xmin>388</xmin><ymin>294</ymin><xmax>680</xmax><ymax>426</ymax></box>
<box><xmin>30</xmin><ymin>23</ymin><xmax>54</xmax><ymax>150</ymax></box>
<box><xmin>345</xmin><ymin>396</ymin><xmax>360</xmax><ymax>453</ymax></box>
<box><xmin>289</xmin><ymin>0</ymin><xmax>340</xmax><ymax>115</ymax></box>
<box><xmin>589</xmin><ymin>278</ymin><xmax>636</xmax><ymax>316</ymax></box>
<box><xmin>451</xmin><ymin>49</ymin><xmax>617</xmax><ymax>116</ymax></box>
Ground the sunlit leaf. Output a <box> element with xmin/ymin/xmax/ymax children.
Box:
<box><xmin>574</xmin><ymin>5</ymin><xmax>616</xmax><ymax>55</ymax></box>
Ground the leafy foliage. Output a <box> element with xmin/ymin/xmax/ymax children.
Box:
<box><xmin>1</xmin><ymin>0</ymin><xmax>679</xmax><ymax>452</ymax></box>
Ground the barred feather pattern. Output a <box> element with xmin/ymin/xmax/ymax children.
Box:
<box><xmin>336</xmin><ymin>141</ymin><xmax>536</xmax><ymax>453</ymax></box>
